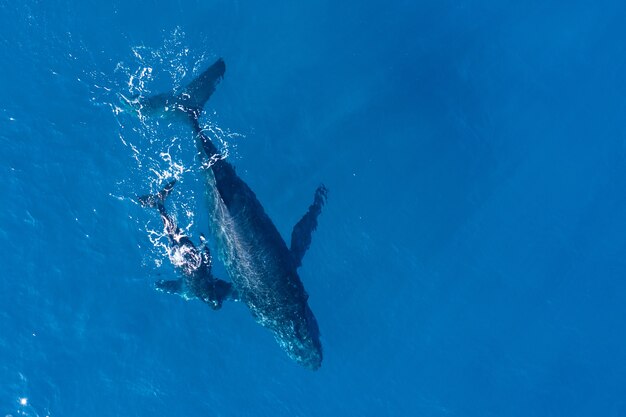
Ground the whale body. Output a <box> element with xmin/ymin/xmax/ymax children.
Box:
<box><xmin>138</xmin><ymin>179</ymin><xmax>239</xmax><ymax>310</ymax></box>
<box><xmin>135</xmin><ymin>58</ymin><xmax>327</xmax><ymax>370</ymax></box>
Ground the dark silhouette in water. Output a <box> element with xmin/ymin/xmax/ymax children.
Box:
<box><xmin>138</xmin><ymin>179</ymin><xmax>238</xmax><ymax>310</ymax></box>
<box><xmin>135</xmin><ymin>58</ymin><xmax>327</xmax><ymax>369</ymax></box>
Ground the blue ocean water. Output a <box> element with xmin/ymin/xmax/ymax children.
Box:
<box><xmin>2</xmin><ymin>0</ymin><xmax>626</xmax><ymax>416</ymax></box>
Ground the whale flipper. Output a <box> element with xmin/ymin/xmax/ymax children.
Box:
<box><xmin>290</xmin><ymin>185</ymin><xmax>328</xmax><ymax>268</ymax></box>
<box><xmin>132</xmin><ymin>58</ymin><xmax>326</xmax><ymax>369</ymax></box>
<box><xmin>155</xmin><ymin>278</ymin><xmax>184</xmax><ymax>295</ymax></box>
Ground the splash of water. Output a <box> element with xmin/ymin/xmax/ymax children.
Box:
<box><xmin>88</xmin><ymin>27</ymin><xmax>246</xmax><ymax>274</ymax></box>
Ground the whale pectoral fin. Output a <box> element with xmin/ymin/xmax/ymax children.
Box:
<box><xmin>290</xmin><ymin>185</ymin><xmax>328</xmax><ymax>268</ymax></box>
<box><xmin>154</xmin><ymin>279</ymin><xmax>184</xmax><ymax>296</ymax></box>
<box><xmin>215</xmin><ymin>279</ymin><xmax>240</xmax><ymax>303</ymax></box>
<box><xmin>203</xmin><ymin>278</ymin><xmax>240</xmax><ymax>310</ymax></box>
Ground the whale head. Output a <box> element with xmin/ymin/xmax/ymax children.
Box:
<box><xmin>275</xmin><ymin>303</ymin><xmax>323</xmax><ymax>370</ymax></box>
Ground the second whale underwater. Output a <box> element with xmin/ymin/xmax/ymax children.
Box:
<box><xmin>131</xmin><ymin>58</ymin><xmax>327</xmax><ymax>370</ymax></box>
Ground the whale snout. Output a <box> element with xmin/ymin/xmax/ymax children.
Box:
<box><xmin>283</xmin><ymin>304</ymin><xmax>323</xmax><ymax>370</ymax></box>
<box><xmin>300</xmin><ymin>345</ymin><xmax>323</xmax><ymax>371</ymax></box>
<box><xmin>286</xmin><ymin>334</ymin><xmax>322</xmax><ymax>371</ymax></box>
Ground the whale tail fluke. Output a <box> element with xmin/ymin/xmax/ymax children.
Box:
<box><xmin>138</xmin><ymin>179</ymin><xmax>177</xmax><ymax>208</ymax></box>
<box><xmin>178</xmin><ymin>58</ymin><xmax>226</xmax><ymax>115</ymax></box>
<box><xmin>136</xmin><ymin>58</ymin><xmax>226</xmax><ymax>119</ymax></box>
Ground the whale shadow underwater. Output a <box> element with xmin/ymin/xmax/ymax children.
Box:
<box><xmin>132</xmin><ymin>58</ymin><xmax>327</xmax><ymax>370</ymax></box>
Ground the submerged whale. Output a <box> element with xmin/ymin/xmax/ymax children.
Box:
<box><xmin>133</xmin><ymin>58</ymin><xmax>327</xmax><ymax>370</ymax></box>
<box><xmin>138</xmin><ymin>179</ymin><xmax>238</xmax><ymax>310</ymax></box>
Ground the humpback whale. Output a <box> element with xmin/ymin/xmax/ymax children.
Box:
<box><xmin>134</xmin><ymin>58</ymin><xmax>327</xmax><ymax>370</ymax></box>
<box><xmin>138</xmin><ymin>179</ymin><xmax>238</xmax><ymax>310</ymax></box>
